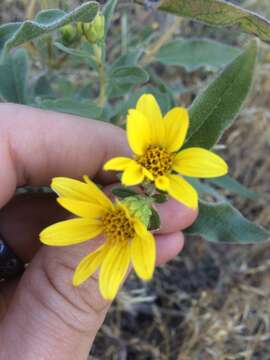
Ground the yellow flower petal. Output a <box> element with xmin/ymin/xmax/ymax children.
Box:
<box><xmin>121</xmin><ymin>163</ymin><xmax>144</xmax><ymax>186</ymax></box>
<box><xmin>127</xmin><ymin>109</ymin><xmax>151</xmax><ymax>155</ymax></box>
<box><xmin>57</xmin><ymin>197</ymin><xmax>106</xmax><ymax>219</ymax></box>
<box><xmin>143</xmin><ymin>167</ymin><xmax>154</xmax><ymax>181</ymax></box>
<box><xmin>136</xmin><ymin>93</ymin><xmax>162</xmax><ymax>123</ymax></box>
<box><xmin>167</xmin><ymin>175</ymin><xmax>198</xmax><ymax>209</ymax></box>
<box><xmin>83</xmin><ymin>175</ymin><xmax>114</xmax><ymax>208</ymax></box>
<box><xmin>99</xmin><ymin>243</ymin><xmax>130</xmax><ymax>300</ymax></box>
<box><xmin>135</xmin><ymin>94</ymin><xmax>165</xmax><ymax>146</ymax></box>
<box><xmin>40</xmin><ymin>218</ymin><xmax>103</xmax><ymax>246</ymax></box>
<box><xmin>163</xmin><ymin>107</ymin><xmax>189</xmax><ymax>152</ymax></box>
<box><xmin>155</xmin><ymin>175</ymin><xmax>170</xmax><ymax>191</ymax></box>
<box><xmin>73</xmin><ymin>245</ymin><xmax>107</xmax><ymax>286</ymax></box>
<box><xmin>103</xmin><ymin>157</ymin><xmax>134</xmax><ymax>171</ymax></box>
<box><xmin>132</xmin><ymin>220</ymin><xmax>156</xmax><ymax>280</ymax></box>
<box><xmin>173</xmin><ymin>148</ymin><xmax>228</xmax><ymax>178</ymax></box>
<box><xmin>52</xmin><ymin>177</ymin><xmax>112</xmax><ymax>210</ymax></box>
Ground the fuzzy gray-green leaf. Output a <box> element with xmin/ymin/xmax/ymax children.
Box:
<box><xmin>184</xmin><ymin>40</ymin><xmax>257</xmax><ymax>149</ymax></box>
<box><xmin>186</xmin><ymin>201</ymin><xmax>270</xmax><ymax>244</ymax></box>
<box><xmin>102</xmin><ymin>0</ymin><xmax>118</xmax><ymax>35</ymax></box>
<box><xmin>0</xmin><ymin>2</ymin><xmax>99</xmax><ymax>54</ymax></box>
<box><xmin>0</xmin><ymin>48</ymin><xmax>29</xmax><ymax>104</ymax></box>
<box><xmin>37</xmin><ymin>98</ymin><xmax>102</xmax><ymax>119</ymax></box>
<box><xmin>155</xmin><ymin>39</ymin><xmax>241</xmax><ymax>71</ymax></box>
<box><xmin>108</xmin><ymin>66</ymin><xmax>149</xmax><ymax>98</ymax></box>
<box><xmin>208</xmin><ymin>175</ymin><xmax>261</xmax><ymax>199</ymax></box>
<box><xmin>136</xmin><ymin>0</ymin><xmax>270</xmax><ymax>43</ymax></box>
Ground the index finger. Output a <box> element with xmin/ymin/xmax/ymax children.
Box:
<box><xmin>0</xmin><ymin>103</ymin><xmax>129</xmax><ymax>207</ymax></box>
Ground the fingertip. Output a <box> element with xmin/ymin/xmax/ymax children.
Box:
<box><xmin>155</xmin><ymin>232</ymin><xmax>185</xmax><ymax>266</ymax></box>
<box><xmin>155</xmin><ymin>198</ymin><xmax>198</xmax><ymax>234</ymax></box>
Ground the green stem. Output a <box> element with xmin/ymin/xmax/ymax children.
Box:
<box><xmin>93</xmin><ymin>44</ymin><xmax>106</xmax><ymax>108</ymax></box>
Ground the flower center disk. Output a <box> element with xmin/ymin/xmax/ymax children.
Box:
<box><xmin>102</xmin><ymin>206</ymin><xmax>135</xmax><ymax>244</ymax></box>
<box><xmin>137</xmin><ymin>145</ymin><xmax>173</xmax><ymax>177</ymax></box>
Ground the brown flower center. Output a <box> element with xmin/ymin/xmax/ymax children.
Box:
<box><xmin>102</xmin><ymin>206</ymin><xmax>135</xmax><ymax>244</ymax></box>
<box><xmin>137</xmin><ymin>145</ymin><xmax>173</xmax><ymax>177</ymax></box>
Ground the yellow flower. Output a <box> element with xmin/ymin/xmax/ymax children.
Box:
<box><xmin>40</xmin><ymin>176</ymin><xmax>156</xmax><ymax>300</ymax></box>
<box><xmin>104</xmin><ymin>94</ymin><xmax>228</xmax><ymax>209</ymax></box>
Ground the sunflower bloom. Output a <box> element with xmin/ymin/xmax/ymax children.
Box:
<box><xmin>104</xmin><ymin>94</ymin><xmax>228</xmax><ymax>209</ymax></box>
<box><xmin>40</xmin><ymin>176</ymin><xmax>156</xmax><ymax>300</ymax></box>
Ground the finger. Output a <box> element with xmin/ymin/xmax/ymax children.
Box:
<box><xmin>0</xmin><ymin>192</ymin><xmax>195</xmax><ymax>262</ymax></box>
<box><xmin>0</xmin><ymin>232</ymin><xmax>183</xmax><ymax>359</ymax></box>
<box><xmin>155</xmin><ymin>198</ymin><xmax>198</xmax><ymax>233</ymax></box>
<box><xmin>0</xmin><ymin>103</ymin><xmax>130</xmax><ymax>208</ymax></box>
<box><xmin>0</xmin><ymin>231</ymin><xmax>184</xmax><ymax>320</ymax></box>
<box><xmin>155</xmin><ymin>232</ymin><xmax>184</xmax><ymax>265</ymax></box>
<box><xmin>0</xmin><ymin>193</ymin><xmax>68</xmax><ymax>262</ymax></box>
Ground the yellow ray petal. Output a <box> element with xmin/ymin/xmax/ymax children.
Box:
<box><xmin>57</xmin><ymin>197</ymin><xmax>106</xmax><ymax>219</ymax></box>
<box><xmin>155</xmin><ymin>175</ymin><xmax>170</xmax><ymax>191</ymax></box>
<box><xmin>136</xmin><ymin>93</ymin><xmax>162</xmax><ymax>123</ymax></box>
<box><xmin>143</xmin><ymin>167</ymin><xmax>154</xmax><ymax>181</ymax></box>
<box><xmin>103</xmin><ymin>157</ymin><xmax>134</xmax><ymax>171</ymax></box>
<box><xmin>73</xmin><ymin>244</ymin><xmax>108</xmax><ymax>286</ymax></box>
<box><xmin>167</xmin><ymin>175</ymin><xmax>198</xmax><ymax>209</ymax></box>
<box><xmin>173</xmin><ymin>148</ymin><xmax>228</xmax><ymax>178</ymax></box>
<box><xmin>163</xmin><ymin>107</ymin><xmax>189</xmax><ymax>152</ymax></box>
<box><xmin>127</xmin><ymin>109</ymin><xmax>151</xmax><ymax>155</ymax></box>
<box><xmin>99</xmin><ymin>243</ymin><xmax>130</xmax><ymax>300</ymax></box>
<box><xmin>52</xmin><ymin>177</ymin><xmax>112</xmax><ymax>210</ymax></box>
<box><xmin>121</xmin><ymin>163</ymin><xmax>144</xmax><ymax>186</ymax></box>
<box><xmin>132</xmin><ymin>220</ymin><xmax>156</xmax><ymax>280</ymax></box>
<box><xmin>40</xmin><ymin>218</ymin><xmax>103</xmax><ymax>246</ymax></box>
<box><xmin>135</xmin><ymin>94</ymin><xmax>164</xmax><ymax>146</ymax></box>
<box><xmin>83</xmin><ymin>176</ymin><xmax>114</xmax><ymax>209</ymax></box>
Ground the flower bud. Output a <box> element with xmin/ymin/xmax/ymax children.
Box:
<box><xmin>59</xmin><ymin>24</ymin><xmax>79</xmax><ymax>45</ymax></box>
<box><xmin>82</xmin><ymin>14</ymin><xmax>105</xmax><ymax>44</ymax></box>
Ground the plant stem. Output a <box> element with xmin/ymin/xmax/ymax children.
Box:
<box><xmin>40</xmin><ymin>0</ymin><xmax>48</xmax><ymax>10</ymax></box>
<box><xmin>94</xmin><ymin>44</ymin><xmax>106</xmax><ymax>108</ymax></box>
<box><xmin>25</xmin><ymin>0</ymin><xmax>37</xmax><ymax>19</ymax></box>
<box><xmin>140</xmin><ymin>17</ymin><xmax>182</xmax><ymax>66</ymax></box>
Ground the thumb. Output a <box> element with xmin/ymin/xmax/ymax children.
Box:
<box><xmin>0</xmin><ymin>228</ymin><xmax>183</xmax><ymax>360</ymax></box>
<box><xmin>0</xmin><ymin>239</ymin><xmax>110</xmax><ymax>360</ymax></box>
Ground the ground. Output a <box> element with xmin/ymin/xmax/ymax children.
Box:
<box><xmin>1</xmin><ymin>1</ymin><xmax>270</xmax><ymax>359</ymax></box>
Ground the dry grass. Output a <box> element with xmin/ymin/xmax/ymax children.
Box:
<box><xmin>2</xmin><ymin>1</ymin><xmax>270</xmax><ymax>359</ymax></box>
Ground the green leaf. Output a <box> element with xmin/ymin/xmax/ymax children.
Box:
<box><xmin>135</xmin><ymin>0</ymin><xmax>270</xmax><ymax>43</ymax></box>
<box><xmin>0</xmin><ymin>48</ymin><xmax>29</xmax><ymax>104</ymax></box>
<box><xmin>111</xmin><ymin>49</ymin><xmax>143</xmax><ymax>69</ymax></box>
<box><xmin>149</xmin><ymin>208</ymin><xmax>161</xmax><ymax>231</ymax></box>
<box><xmin>102</xmin><ymin>0</ymin><xmax>118</xmax><ymax>35</ymax></box>
<box><xmin>36</xmin><ymin>98</ymin><xmax>102</xmax><ymax>119</ymax></box>
<box><xmin>155</xmin><ymin>39</ymin><xmax>241</xmax><ymax>71</ymax></box>
<box><xmin>108</xmin><ymin>66</ymin><xmax>149</xmax><ymax>98</ymax></box>
<box><xmin>110</xmin><ymin>85</ymin><xmax>171</xmax><ymax>122</ymax></box>
<box><xmin>112</xmin><ymin>187</ymin><xmax>138</xmax><ymax>198</ymax></box>
<box><xmin>54</xmin><ymin>41</ymin><xmax>98</xmax><ymax>70</ymax></box>
<box><xmin>0</xmin><ymin>2</ymin><xmax>99</xmax><ymax>54</ymax></box>
<box><xmin>187</xmin><ymin>178</ymin><xmax>227</xmax><ymax>202</ymax></box>
<box><xmin>34</xmin><ymin>75</ymin><xmax>54</xmax><ymax>98</ymax></box>
<box><xmin>54</xmin><ymin>41</ymin><xmax>90</xmax><ymax>59</ymax></box>
<box><xmin>208</xmin><ymin>175</ymin><xmax>261</xmax><ymax>200</ymax></box>
<box><xmin>186</xmin><ymin>201</ymin><xmax>270</xmax><ymax>244</ymax></box>
<box><xmin>185</xmin><ymin>40</ymin><xmax>257</xmax><ymax>149</ymax></box>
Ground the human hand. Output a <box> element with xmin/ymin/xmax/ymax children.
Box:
<box><xmin>0</xmin><ymin>103</ymin><xmax>197</xmax><ymax>360</ymax></box>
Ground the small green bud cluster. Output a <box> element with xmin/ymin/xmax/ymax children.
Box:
<box><xmin>81</xmin><ymin>13</ymin><xmax>105</xmax><ymax>44</ymax></box>
<box><xmin>60</xmin><ymin>24</ymin><xmax>82</xmax><ymax>45</ymax></box>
